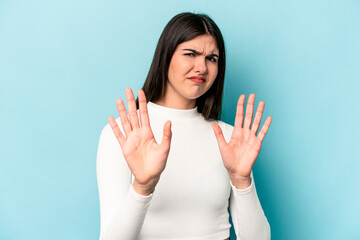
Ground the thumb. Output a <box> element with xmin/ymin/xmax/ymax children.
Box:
<box><xmin>211</xmin><ymin>123</ymin><xmax>227</xmax><ymax>151</ymax></box>
<box><xmin>160</xmin><ymin>120</ymin><xmax>172</xmax><ymax>151</ymax></box>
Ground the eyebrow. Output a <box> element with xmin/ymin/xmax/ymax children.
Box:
<box><xmin>182</xmin><ymin>48</ymin><xmax>219</xmax><ymax>58</ymax></box>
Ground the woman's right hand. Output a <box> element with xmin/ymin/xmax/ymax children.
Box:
<box><xmin>108</xmin><ymin>88</ymin><xmax>172</xmax><ymax>195</ymax></box>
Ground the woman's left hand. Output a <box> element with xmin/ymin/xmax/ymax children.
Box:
<box><xmin>211</xmin><ymin>94</ymin><xmax>272</xmax><ymax>189</ymax></box>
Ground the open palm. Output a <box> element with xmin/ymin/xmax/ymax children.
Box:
<box><xmin>212</xmin><ymin>94</ymin><xmax>272</xmax><ymax>179</ymax></box>
<box><xmin>108</xmin><ymin>88</ymin><xmax>172</xmax><ymax>185</ymax></box>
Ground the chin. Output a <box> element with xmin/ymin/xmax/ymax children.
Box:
<box><xmin>185</xmin><ymin>94</ymin><xmax>202</xmax><ymax>100</ymax></box>
<box><xmin>186</xmin><ymin>90</ymin><xmax>206</xmax><ymax>99</ymax></box>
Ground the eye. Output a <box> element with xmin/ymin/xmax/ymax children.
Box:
<box><xmin>207</xmin><ymin>56</ymin><xmax>217</xmax><ymax>63</ymax></box>
<box><xmin>184</xmin><ymin>53</ymin><xmax>195</xmax><ymax>57</ymax></box>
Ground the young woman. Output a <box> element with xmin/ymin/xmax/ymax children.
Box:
<box><xmin>96</xmin><ymin>12</ymin><xmax>272</xmax><ymax>240</ymax></box>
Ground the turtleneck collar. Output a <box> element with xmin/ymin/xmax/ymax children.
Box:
<box><xmin>147</xmin><ymin>101</ymin><xmax>202</xmax><ymax>121</ymax></box>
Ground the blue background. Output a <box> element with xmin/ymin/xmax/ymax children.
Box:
<box><xmin>1</xmin><ymin>0</ymin><xmax>359</xmax><ymax>239</ymax></box>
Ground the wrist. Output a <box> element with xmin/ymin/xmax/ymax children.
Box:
<box><xmin>228</xmin><ymin>174</ymin><xmax>251</xmax><ymax>190</ymax></box>
<box><xmin>132</xmin><ymin>178</ymin><xmax>158</xmax><ymax>196</ymax></box>
<box><xmin>132</xmin><ymin>181</ymin><xmax>154</xmax><ymax>196</ymax></box>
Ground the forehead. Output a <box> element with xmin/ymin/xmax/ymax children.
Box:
<box><xmin>177</xmin><ymin>34</ymin><xmax>219</xmax><ymax>54</ymax></box>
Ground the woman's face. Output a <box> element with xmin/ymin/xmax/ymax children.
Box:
<box><xmin>162</xmin><ymin>34</ymin><xmax>219</xmax><ymax>108</ymax></box>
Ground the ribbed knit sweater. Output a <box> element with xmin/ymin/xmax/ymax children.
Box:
<box><xmin>96</xmin><ymin>101</ymin><xmax>270</xmax><ymax>240</ymax></box>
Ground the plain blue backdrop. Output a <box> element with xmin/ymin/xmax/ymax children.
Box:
<box><xmin>1</xmin><ymin>0</ymin><xmax>359</xmax><ymax>239</ymax></box>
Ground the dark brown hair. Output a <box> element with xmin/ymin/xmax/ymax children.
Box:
<box><xmin>135</xmin><ymin>12</ymin><xmax>226</xmax><ymax>121</ymax></box>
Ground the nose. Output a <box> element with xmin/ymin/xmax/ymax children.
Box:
<box><xmin>194</xmin><ymin>57</ymin><xmax>207</xmax><ymax>75</ymax></box>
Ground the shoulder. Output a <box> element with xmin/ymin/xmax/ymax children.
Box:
<box><xmin>97</xmin><ymin>118</ymin><xmax>125</xmax><ymax>159</ymax></box>
<box><xmin>98</xmin><ymin>117</ymin><xmax>123</xmax><ymax>143</ymax></box>
<box><xmin>220</xmin><ymin>120</ymin><xmax>234</xmax><ymax>132</ymax></box>
<box><xmin>208</xmin><ymin>119</ymin><xmax>234</xmax><ymax>142</ymax></box>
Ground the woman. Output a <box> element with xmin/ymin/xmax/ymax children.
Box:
<box><xmin>96</xmin><ymin>12</ymin><xmax>272</xmax><ymax>240</ymax></box>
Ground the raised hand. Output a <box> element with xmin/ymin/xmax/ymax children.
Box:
<box><xmin>211</xmin><ymin>94</ymin><xmax>272</xmax><ymax>189</ymax></box>
<box><xmin>108</xmin><ymin>88</ymin><xmax>172</xmax><ymax>195</ymax></box>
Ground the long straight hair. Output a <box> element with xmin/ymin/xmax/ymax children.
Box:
<box><xmin>135</xmin><ymin>12</ymin><xmax>226</xmax><ymax>121</ymax></box>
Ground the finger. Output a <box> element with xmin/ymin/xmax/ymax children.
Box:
<box><xmin>108</xmin><ymin>115</ymin><xmax>125</xmax><ymax>148</ymax></box>
<box><xmin>160</xmin><ymin>120</ymin><xmax>172</xmax><ymax>151</ymax></box>
<box><xmin>234</xmin><ymin>94</ymin><xmax>245</xmax><ymax>129</ymax></box>
<box><xmin>125</xmin><ymin>88</ymin><xmax>140</xmax><ymax>130</ymax></box>
<box><xmin>138</xmin><ymin>89</ymin><xmax>150</xmax><ymax>128</ymax></box>
<box><xmin>257</xmin><ymin>116</ymin><xmax>272</xmax><ymax>142</ymax></box>
<box><xmin>243</xmin><ymin>94</ymin><xmax>255</xmax><ymax>129</ymax></box>
<box><xmin>211</xmin><ymin>123</ymin><xmax>227</xmax><ymax>150</ymax></box>
<box><xmin>116</xmin><ymin>98</ymin><xmax>132</xmax><ymax>137</ymax></box>
<box><xmin>251</xmin><ymin>101</ymin><xmax>265</xmax><ymax>135</ymax></box>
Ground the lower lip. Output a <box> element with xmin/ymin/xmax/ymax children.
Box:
<box><xmin>188</xmin><ymin>78</ymin><xmax>205</xmax><ymax>84</ymax></box>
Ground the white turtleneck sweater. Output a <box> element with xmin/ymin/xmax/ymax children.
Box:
<box><xmin>96</xmin><ymin>101</ymin><xmax>270</xmax><ymax>240</ymax></box>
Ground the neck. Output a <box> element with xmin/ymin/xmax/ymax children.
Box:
<box><xmin>154</xmin><ymin>97</ymin><xmax>196</xmax><ymax>110</ymax></box>
<box><xmin>147</xmin><ymin>101</ymin><xmax>201</xmax><ymax>122</ymax></box>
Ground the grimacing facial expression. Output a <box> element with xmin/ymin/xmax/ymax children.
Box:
<box><xmin>166</xmin><ymin>34</ymin><xmax>219</xmax><ymax>103</ymax></box>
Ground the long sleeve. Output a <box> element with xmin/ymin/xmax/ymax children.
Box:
<box><xmin>96</xmin><ymin>119</ymin><xmax>153</xmax><ymax>240</ymax></box>
<box><xmin>96</xmin><ymin>102</ymin><xmax>271</xmax><ymax>239</ymax></box>
<box><xmin>229</xmin><ymin>172</ymin><xmax>271</xmax><ymax>240</ymax></box>
<box><xmin>222</xmin><ymin>122</ymin><xmax>271</xmax><ymax>240</ymax></box>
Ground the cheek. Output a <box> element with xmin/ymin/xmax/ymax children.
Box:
<box><xmin>205</xmin><ymin>65</ymin><xmax>218</xmax><ymax>87</ymax></box>
<box><xmin>174</xmin><ymin>57</ymin><xmax>192</xmax><ymax>72</ymax></box>
<box><xmin>210</xmin><ymin>64</ymin><xmax>218</xmax><ymax>79</ymax></box>
<box><xmin>168</xmin><ymin>61</ymin><xmax>178</xmax><ymax>80</ymax></box>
